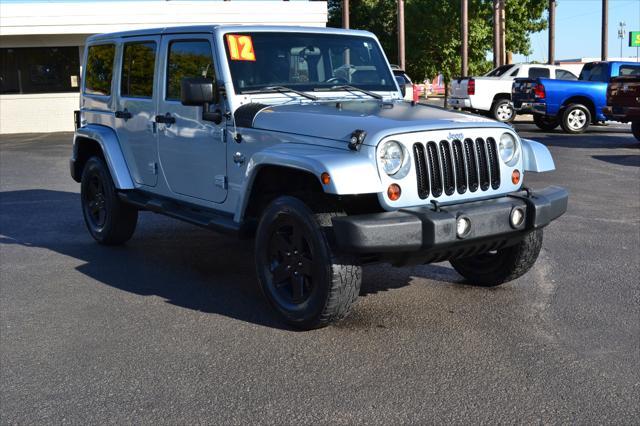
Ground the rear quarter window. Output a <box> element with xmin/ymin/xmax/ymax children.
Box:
<box><xmin>84</xmin><ymin>44</ymin><xmax>116</xmax><ymax>96</ymax></box>
<box><xmin>528</xmin><ymin>67</ymin><xmax>550</xmax><ymax>79</ymax></box>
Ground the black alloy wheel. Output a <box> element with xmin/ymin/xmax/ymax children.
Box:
<box><xmin>266</xmin><ymin>215</ymin><xmax>316</xmax><ymax>307</ymax></box>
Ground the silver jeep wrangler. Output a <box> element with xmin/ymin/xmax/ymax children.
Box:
<box><xmin>71</xmin><ymin>25</ymin><xmax>568</xmax><ymax>329</ymax></box>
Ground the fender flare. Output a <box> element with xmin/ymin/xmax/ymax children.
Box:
<box><xmin>73</xmin><ymin>125</ymin><xmax>135</xmax><ymax>189</ymax></box>
<box><xmin>521</xmin><ymin>138</ymin><xmax>555</xmax><ymax>173</ymax></box>
<box><xmin>235</xmin><ymin>144</ymin><xmax>383</xmax><ymax>221</ymax></box>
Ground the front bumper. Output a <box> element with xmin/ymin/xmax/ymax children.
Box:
<box><xmin>447</xmin><ymin>97</ymin><xmax>472</xmax><ymax>109</ymax></box>
<box><xmin>602</xmin><ymin>105</ymin><xmax>640</xmax><ymax>122</ymax></box>
<box><xmin>332</xmin><ymin>186</ymin><xmax>568</xmax><ymax>260</ymax></box>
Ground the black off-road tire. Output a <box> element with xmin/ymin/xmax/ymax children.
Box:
<box><xmin>632</xmin><ymin>121</ymin><xmax>640</xmax><ymax>142</ymax></box>
<box><xmin>255</xmin><ymin>196</ymin><xmax>362</xmax><ymax>330</ymax></box>
<box><xmin>81</xmin><ymin>156</ymin><xmax>138</xmax><ymax>245</ymax></box>
<box><xmin>491</xmin><ymin>98</ymin><xmax>515</xmax><ymax>123</ymax></box>
<box><xmin>533</xmin><ymin>113</ymin><xmax>559</xmax><ymax>131</ymax></box>
<box><xmin>450</xmin><ymin>229</ymin><xmax>543</xmax><ymax>287</ymax></box>
<box><xmin>560</xmin><ymin>103</ymin><xmax>591</xmax><ymax>134</ymax></box>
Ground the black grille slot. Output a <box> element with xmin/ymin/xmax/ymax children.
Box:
<box><xmin>451</xmin><ymin>139</ymin><xmax>467</xmax><ymax>194</ymax></box>
<box><xmin>475</xmin><ymin>138</ymin><xmax>490</xmax><ymax>191</ymax></box>
<box><xmin>426</xmin><ymin>142</ymin><xmax>442</xmax><ymax>197</ymax></box>
<box><xmin>463</xmin><ymin>138</ymin><xmax>479</xmax><ymax>192</ymax></box>
<box><xmin>413</xmin><ymin>143</ymin><xmax>429</xmax><ymax>199</ymax></box>
<box><xmin>486</xmin><ymin>137</ymin><xmax>501</xmax><ymax>189</ymax></box>
<box><xmin>439</xmin><ymin>141</ymin><xmax>455</xmax><ymax>195</ymax></box>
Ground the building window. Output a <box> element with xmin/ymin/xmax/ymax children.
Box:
<box><xmin>0</xmin><ymin>46</ymin><xmax>80</xmax><ymax>94</ymax></box>
<box><xmin>166</xmin><ymin>40</ymin><xmax>215</xmax><ymax>100</ymax></box>
<box><xmin>85</xmin><ymin>44</ymin><xmax>116</xmax><ymax>96</ymax></box>
<box><xmin>121</xmin><ymin>41</ymin><xmax>157</xmax><ymax>98</ymax></box>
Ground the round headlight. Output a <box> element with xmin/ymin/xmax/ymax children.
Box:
<box><xmin>499</xmin><ymin>132</ymin><xmax>519</xmax><ymax>165</ymax></box>
<box><xmin>379</xmin><ymin>140</ymin><xmax>404</xmax><ymax>175</ymax></box>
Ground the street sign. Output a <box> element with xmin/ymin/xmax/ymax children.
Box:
<box><xmin>630</xmin><ymin>31</ymin><xmax>640</xmax><ymax>47</ymax></box>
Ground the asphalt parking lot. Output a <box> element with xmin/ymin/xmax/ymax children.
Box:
<box><xmin>1</xmin><ymin>121</ymin><xmax>638</xmax><ymax>424</ymax></box>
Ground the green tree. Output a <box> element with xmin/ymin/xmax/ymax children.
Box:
<box><xmin>328</xmin><ymin>0</ymin><xmax>547</xmax><ymax>85</ymax></box>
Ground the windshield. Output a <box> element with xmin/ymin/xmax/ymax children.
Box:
<box><xmin>224</xmin><ymin>32</ymin><xmax>396</xmax><ymax>94</ymax></box>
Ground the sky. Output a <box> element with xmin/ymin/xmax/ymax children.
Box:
<box><xmin>3</xmin><ymin>0</ymin><xmax>639</xmax><ymax>61</ymax></box>
<box><xmin>513</xmin><ymin>0</ymin><xmax>640</xmax><ymax>62</ymax></box>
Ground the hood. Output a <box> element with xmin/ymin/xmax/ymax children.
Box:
<box><xmin>246</xmin><ymin>100</ymin><xmax>506</xmax><ymax>145</ymax></box>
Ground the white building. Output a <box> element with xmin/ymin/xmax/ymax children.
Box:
<box><xmin>0</xmin><ymin>0</ymin><xmax>328</xmax><ymax>134</ymax></box>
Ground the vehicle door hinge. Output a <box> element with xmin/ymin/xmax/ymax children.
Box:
<box><xmin>148</xmin><ymin>162</ymin><xmax>158</xmax><ymax>175</ymax></box>
<box><xmin>215</xmin><ymin>175</ymin><xmax>228</xmax><ymax>190</ymax></box>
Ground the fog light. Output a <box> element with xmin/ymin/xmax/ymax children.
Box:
<box><xmin>456</xmin><ymin>216</ymin><xmax>471</xmax><ymax>238</ymax></box>
<box><xmin>510</xmin><ymin>207</ymin><xmax>525</xmax><ymax>228</ymax></box>
<box><xmin>387</xmin><ymin>184</ymin><xmax>401</xmax><ymax>201</ymax></box>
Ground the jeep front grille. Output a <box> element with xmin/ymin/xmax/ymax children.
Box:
<box><xmin>413</xmin><ymin>137</ymin><xmax>500</xmax><ymax>199</ymax></box>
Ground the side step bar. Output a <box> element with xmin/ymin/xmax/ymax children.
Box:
<box><xmin>118</xmin><ymin>191</ymin><xmax>241</xmax><ymax>235</ymax></box>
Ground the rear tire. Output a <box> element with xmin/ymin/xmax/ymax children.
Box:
<box><xmin>80</xmin><ymin>156</ymin><xmax>138</xmax><ymax>245</ymax></box>
<box><xmin>255</xmin><ymin>196</ymin><xmax>361</xmax><ymax>330</ymax></box>
<box><xmin>632</xmin><ymin>121</ymin><xmax>640</xmax><ymax>141</ymax></box>
<box><xmin>450</xmin><ymin>230</ymin><xmax>543</xmax><ymax>287</ymax></box>
<box><xmin>533</xmin><ymin>113</ymin><xmax>559</xmax><ymax>131</ymax></box>
<box><xmin>491</xmin><ymin>99</ymin><xmax>515</xmax><ymax>123</ymax></box>
<box><xmin>560</xmin><ymin>104</ymin><xmax>591</xmax><ymax>134</ymax></box>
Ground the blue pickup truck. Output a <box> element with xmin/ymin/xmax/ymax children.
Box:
<box><xmin>512</xmin><ymin>61</ymin><xmax>640</xmax><ymax>133</ymax></box>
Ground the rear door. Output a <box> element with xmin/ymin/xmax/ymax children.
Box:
<box><xmin>156</xmin><ymin>34</ymin><xmax>227</xmax><ymax>203</ymax></box>
<box><xmin>114</xmin><ymin>36</ymin><xmax>160</xmax><ymax>187</ymax></box>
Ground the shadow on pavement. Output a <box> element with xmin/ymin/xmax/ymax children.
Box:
<box><xmin>2</xmin><ymin>189</ymin><xmax>455</xmax><ymax>329</ymax></box>
<box><xmin>520</xmin><ymin>132</ymin><xmax>636</xmax><ymax>149</ymax></box>
<box><xmin>591</xmin><ymin>155</ymin><xmax>640</xmax><ymax>167</ymax></box>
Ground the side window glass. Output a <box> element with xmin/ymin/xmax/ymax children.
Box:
<box><xmin>619</xmin><ymin>65</ymin><xmax>640</xmax><ymax>77</ymax></box>
<box><xmin>509</xmin><ymin>68</ymin><xmax>520</xmax><ymax>77</ymax></box>
<box><xmin>121</xmin><ymin>41</ymin><xmax>156</xmax><ymax>98</ymax></box>
<box><xmin>85</xmin><ymin>44</ymin><xmax>115</xmax><ymax>96</ymax></box>
<box><xmin>528</xmin><ymin>67</ymin><xmax>550</xmax><ymax>79</ymax></box>
<box><xmin>556</xmin><ymin>69</ymin><xmax>577</xmax><ymax>80</ymax></box>
<box><xmin>166</xmin><ymin>40</ymin><xmax>214</xmax><ymax>100</ymax></box>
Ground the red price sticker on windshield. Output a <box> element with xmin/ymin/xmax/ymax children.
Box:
<box><xmin>227</xmin><ymin>34</ymin><xmax>256</xmax><ymax>61</ymax></box>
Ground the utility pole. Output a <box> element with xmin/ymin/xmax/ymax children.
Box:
<box><xmin>548</xmin><ymin>0</ymin><xmax>556</xmax><ymax>64</ymax></box>
<box><xmin>500</xmin><ymin>0</ymin><xmax>506</xmax><ymax>65</ymax></box>
<box><xmin>398</xmin><ymin>0</ymin><xmax>406</xmax><ymax>70</ymax></box>
<box><xmin>618</xmin><ymin>21</ymin><xmax>626</xmax><ymax>58</ymax></box>
<box><xmin>461</xmin><ymin>0</ymin><xmax>468</xmax><ymax>76</ymax></box>
<box><xmin>601</xmin><ymin>0</ymin><xmax>608</xmax><ymax>60</ymax></box>
<box><xmin>342</xmin><ymin>0</ymin><xmax>349</xmax><ymax>29</ymax></box>
<box><xmin>493</xmin><ymin>0</ymin><xmax>501</xmax><ymax>67</ymax></box>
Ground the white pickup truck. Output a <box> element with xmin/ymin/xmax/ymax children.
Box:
<box><xmin>447</xmin><ymin>63</ymin><xmax>577</xmax><ymax>123</ymax></box>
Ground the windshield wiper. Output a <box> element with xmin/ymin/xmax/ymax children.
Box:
<box><xmin>242</xmin><ymin>85</ymin><xmax>318</xmax><ymax>101</ymax></box>
<box><xmin>314</xmin><ymin>85</ymin><xmax>383</xmax><ymax>100</ymax></box>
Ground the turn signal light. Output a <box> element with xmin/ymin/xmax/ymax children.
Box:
<box><xmin>512</xmin><ymin>169</ymin><xmax>521</xmax><ymax>185</ymax></box>
<box><xmin>320</xmin><ymin>172</ymin><xmax>331</xmax><ymax>185</ymax></box>
<box><xmin>387</xmin><ymin>184</ymin><xmax>401</xmax><ymax>201</ymax></box>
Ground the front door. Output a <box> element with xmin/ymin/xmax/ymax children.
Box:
<box><xmin>115</xmin><ymin>36</ymin><xmax>160</xmax><ymax>187</ymax></box>
<box><xmin>157</xmin><ymin>34</ymin><xmax>227</xmax><ymax>203</ymax></box>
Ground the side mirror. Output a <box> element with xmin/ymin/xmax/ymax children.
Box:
<box><xmin>180</xmin><ymin>77</ymin><xmax>222</xmax><ymax>124</ymax></box>
<box><xmin>180</xmin><ymin>77</ymin><xmax>217</xmax><ymax>106</ymax></box>
<box><xmin>395</xmin><ymin>76</ymin><xmax>406</xmax><ymax>97</ymax></box>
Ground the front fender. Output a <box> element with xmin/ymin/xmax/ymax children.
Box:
<box><xmin>235</xmin><ymin>144</ymin><xmax>383</xmax><ymax>222</ymax></box>
<box><xmin>247</xmin><ymin>144</ymin><xmax>383</xmax><ymax>195</ymax></box>
<box><xmin>74</xmin><ymin>125</ymin><xmax>134</xmax><ymax>189</ymax></box>
<box><xmin>521</xmin><ymin>138</ymin><xmax>555</xmax><ymax>173</ymax></box>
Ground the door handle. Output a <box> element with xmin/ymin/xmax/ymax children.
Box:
<box><xmin>115</xmin><ymin>109</ymin><xmax>132</xmax><ymax>120</ymax></box>
<box><xmin>155</xmin><ymin>113</ymin><xmax>176</xmax><ymax>124</ymax></box>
